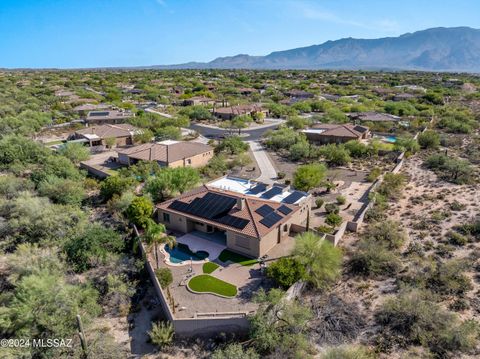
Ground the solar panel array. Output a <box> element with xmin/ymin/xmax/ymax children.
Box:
<box><xmin>248</xmin><ymin>183</ymin><xmax>268</xmax><ymax>195</ymax></box>
<box><xmin>282</xmin><ymin>191</ymin><xmax>305</xmax><ymax>204</ymax></box>
<box><xmin>90</xmin><ymin>111</ymin><xmax>110</xmax><ymax>117</ymax></box>
<box><xmin>168</xmin><ymin>192</ymin><xmax>249</xmax><ymax>229</ymax></box>
<box><xmin>261</xmin><ymin>186</ymin><xmax>283</xmax><ymax>199</ymax></box>
<box><xmin>255</xmin><ymin>204</ymin><xmax>275</xmax><ymax>217</ymax></box>
<box><xmin>277</xmin><ymin>205</ymin><xmax>293</xmax><ymax>215</ymax></box>
<box><xmin>260</xmin><ymin>212</ymin><xmax>283</xmax><ymax>228</ymax></box>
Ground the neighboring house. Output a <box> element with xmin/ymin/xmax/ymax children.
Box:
<box><xmin>182</xmin><ymin>96</ymin><xmax>216</xmax><ymax>106</ymax></box>
<box><xmin>393</xmin><ymin>93</ymin><xmax>417</xmax><ymax>101</ymax></box>
<box><xmin>302</xmin><ymin>124</ymin><xmax>370</xmax><ymax>145</ymax></box>
<box><xmin>212</xmin><ymin>104</ymin><xmax>268</xmax><ymax>120</ymax></box>
<box><xmin>284</xmin><ymin>89</ymin><xmax>315</xmax><ymax>99</ymax></box>
<box><xmin>73</xmin><ymin>103</ymin><xmax>111</xmax><ymax>116</ymax></box>
<box><xmin>117</xmin><ymin>140</ymin><xmax>213</xmax><ymax>168</ymax></box>
<box><xmin>86</xmin><ymin>110</ymin><xmax>134</xmax><ymax>125</ymax></box>
<box><xmin>238</xmin><ymin>87</ymin><xmax>257</xmax><ymax>96</ymax></box>
<box><xmin>73</xmin><ymin>124</ymin><xmax>141</xmax><ymax>148</ymax></box>
<box><xmin>156</xmin><ymin>177</ymin><xmax>311</xmax><ymax>258</ymax></box>
<box><xmin>348</xmin><ymin>112</ymin><xmax>401</xmax><ymax>123</ymax></box>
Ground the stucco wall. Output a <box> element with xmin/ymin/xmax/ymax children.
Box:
<box><xmin>168</xmin><ymin>150</ymin><xmax>213</xmax><ymax>169</ymax></box>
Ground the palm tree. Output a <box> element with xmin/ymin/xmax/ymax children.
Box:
<box><xmin>143</xmin><ymin>219</ymin><xmax>176</xmax><ymax>268</ymax></box>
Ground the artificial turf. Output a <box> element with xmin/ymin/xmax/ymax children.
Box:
<box><xmin>188</xmin><ymin>274</ymin><xmax>237</xmax><ymax>297</ymax></box>
<box><xmin>202</xmin><ymin>262</ymin><xmax>220</xmax><ymax>274</ymax></box>
<box><xmin>218</xmin><ymin>249</ymin><xmax>258</xmax><ymax>266</ymax></box>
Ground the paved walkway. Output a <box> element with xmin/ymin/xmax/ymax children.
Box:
<box><xmin>248</xmin><ymin>141</ymin><xmax>277</xmax><ymax>184</ymax></box>
<box><xmin>145</xmin><ymin>107</ymin><xmax>173</xmax><ymax>118</ymax></box>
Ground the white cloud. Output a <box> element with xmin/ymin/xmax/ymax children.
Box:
<box><xmin>155</xmin><ymin>0</ymin><xmax>167</xmax><ymax>7</ymax></box>
<box><xmin>291</xmin><ymin>1</ymin><xmax>400</xmax><ymax>33</ymax></box>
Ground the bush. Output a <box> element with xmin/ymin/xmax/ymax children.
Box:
<box><xmin>293</xmin><ymin>163</ymin><xmax>327</xmax><ymax>191</ymax></box>
<box><xmin>155</xmin><ymin>268</ymin><xmax>173</xmax><ymax>288</ymax></box>
<box><xmin>447</xmin><ymin>231</ymin><xmax>468</xmax><ymax>246</ymax></box>
<box><xmin>365</xmin><ymin>220</ymin><xmax>406</xmax><ymax>250</ymax></box>
<box><xmin>212</xmin><ymin>344</ymin><xmax>260</xmax><ymax>359</ymax></box>
<box><xmin>148</xmin><ymin>321</ymin><xmax>174</xmax><ymax>348</ymax></box>
<box><xmin>425</xmin><ymin>154</ymin><xmax>474</xmax><ymax>184</ymax></box>
<box><xmin>325</xmin><ymin>203</ymin><xmax>340</xmax><ymax>214</ymax></box>
<box><xmin>326</xmin><ymin>213</ymin><xmax>343</xmax><ymax>228</ymax></box>
<box><xmin>417</xmin><ymin>130</ymin><xmax>440</xmax><ymax>149</ymax></box>
<box><xmin>366</xmin><ymin>167</ymin><xmax>381</xmax><ymax>182</ymax></box>
<box><xmin>266</xmin><ymin>257</ymin><xmax>306</xmax><ymax>288</ymax></box>
<box><xmin>315</xmin><ymin>198</ymin><xmax>324</xmax><ymax>209</ymax></box>
<box><xmin>277</xmin><ymin>171</ymin><xmax>286</xmax><ymax>179</ymax></box>
<box><xmin>321</xmin><ymin>345</ymin><xmax>376</xmax><ymax>359</ymax></box>
<box><xmin>100</xmin><ymin>175</ymin><xmax>135</xmax><ymax>200</ymax></box>
<box><xmin>427</xmin><ymin>260</ymin><xmax>473</xmax><ymax>296</ymax></box>
<box><xmin>349</xmin><ymin>239</ymin><xmax>402</xmax><ymax>277</ymax></box>
<box><xmin>319</xmin><ymin>144</ymin><xmax>351</xmax><ymax>166</ymax></box>
<box><xmin>377</xmin><ymin>173</ymin><xmax>406</xmax><ymax>200</ymax></box>
<box><xmin>336</xmin><ymin>195</ymin><xmax>346</xmax><ymax>205</ymax></box>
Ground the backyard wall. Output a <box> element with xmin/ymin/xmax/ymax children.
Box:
<box><xmin>135</xmin><ymin>226</ymin><xmax>252</xmax><ymax>338</ymax></box>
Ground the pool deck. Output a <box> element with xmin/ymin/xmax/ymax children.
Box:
<box><xmin>167</xmin><ymin>232</ymin><xmax>227</xmax><ymax>266</ymax></box>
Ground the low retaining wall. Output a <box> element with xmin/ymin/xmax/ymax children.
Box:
<box><xmin>79</xmin><ymin>162</ymin><xmax>110</xmax><ymax>179</ymax></box>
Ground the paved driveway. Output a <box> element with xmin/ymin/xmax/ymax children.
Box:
<box><xmin>189</xmin><ymin>119</ymin><xmax>284</xmax><ymax>141</ymax></box>
<box><xmin>248</xmin><ymin>141</ymin><xmax>277</xmax><ymax>183</ymax></box>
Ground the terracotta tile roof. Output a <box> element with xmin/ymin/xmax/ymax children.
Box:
<box><xmin>213</xmin><ymin>104</ymin><xmax>265</xmax><ymax>116</ymax></box>
<box><xmin>75</xmin><ymin>124</ymin><xmax>139</xmax><ymax>139</ymax></box>
<box><xmin>117</xmin><ymin>141</ymin><xmax>212</xmax><ymax>163</ymax></box>
<box><xmin>348</xmin><ymin>112</ymin><xmax>401</xmax><ymax>122</ymax></box>
<box><xmin>309</xmin><ymin>123</ymin><xmax>369</xmax><ymax>138</ymax></box>
<box><xmin>156</xmin><ymin>186</ymin><xmax>299</xmax><ymax>239</ymax></box>
<box><xmin>86</xmin><ymin>110</ymin><xmax>134</xmax><ymax>121</ymax></box>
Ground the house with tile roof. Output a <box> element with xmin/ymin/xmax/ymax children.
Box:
<box><xmin>74</xmin><ymin>123</ymin><xmax>142</xmax><ymax>148</ymax></box>
<box><xmin>212</xmin><ymin>104</ymin><xmax>268</xmax><ymax>120</ymax></box>
<box><xmin>155</xmin><ymin>178</ymin><xmax>311</xmax><ymax>258</ymax></box>
<box><xmin>302</xmin><ymin>123</ymin><xmax>371</xmax><ymax>145</ymax></box>
<box><xmin>116</xmin><ymin>140</ymin><xmax>213</xmax><ymax>168</ymax></box>
<box><xmin>86</xmin><ymin>109</ymin><xmax>134</xmax><ymax>125</ymax></box>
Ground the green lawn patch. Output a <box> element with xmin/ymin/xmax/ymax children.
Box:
<box><xmin>218</xmin><ymin>249</ymin><xmax>258</xmax><ymax>266</ymax></box>
<box><xmin>202</xmin><ymin>262</ymin><xmax>220</xmax><ymax>274</ymax></box>
<box><xmin>188</xmin><ymin>274</ymin><xmax>237</xmax><ymax>297</ymax></box>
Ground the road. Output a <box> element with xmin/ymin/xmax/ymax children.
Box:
<box><xmin>189</xmin><ymin>119</ymin><xmax>284</xmax><ymax>141</ymax></box>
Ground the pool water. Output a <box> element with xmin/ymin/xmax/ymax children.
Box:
<box><xmin>165</xmin><ymin>243</ymin><xmax>209</xmax><ymax>264</ymax></box>
<box><xmin>383</xmin><ymin>136</ymin><xmax>397</xmax><ymax>143</ymax></box>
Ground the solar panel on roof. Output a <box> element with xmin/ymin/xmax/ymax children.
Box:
<box><xmin>248</xmin><ymin>183</ymin><xmax>267</xmax><ymax>195</ymax></box>
<box><xmin>277</xmin><ymin>205</ymin><xmax>293</xmax><ymax>215</ymax></box>
<box><xmin>282</xmin><ymin>191</ymin><xmax>305</xmax><ymax>204</ymax></box>
<box><xmin>255</xmin><ymin>204</ymin><xmax>275</xmax><ymax>217</ymax></box>
<box><xmin>167</xmin><ymin>193</ymin><xmax>237</xmax><ymax>220</ymax></box>
<box><xmin>217</xmin><ymin>215</ymin><xmax>249</xmax><ymax>229</ymax></box>
<box><xmin>260</xmin><ymin>212</ymin><xmax>283</xmax><ymax>228</ymax></box>
<box><xmin>261</xmin><ymin>186</ymin><xmax>283</xmax><ymax>199</ymax></box>
<box><xmin>90</xmin><ymin>111</ymin><xmax>109</xmax><ymax>116</ymax></box>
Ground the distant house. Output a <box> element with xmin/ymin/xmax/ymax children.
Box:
<box><xmin>182</xmin><ymin>96</ymin><xmax>216</xmax><ymax>106</ymax></box>
<box><xmin>238</xmin><ymin>87</ymin><xmax>257</xmax><ymax>96</ymax></box>
<box><xmin>73</xmin><ymin>124</ymin><xmax>142</xmax><ymax>148</ymax></box>
<box><xmin>86</xmin><ymin>110</ymin><xmax>134</xmax><ymax>125</ymax></box>
<box><xmin>284</xmin><ymin>89</ymin><xmax>314</xmax><ymax>99</ymax></box>
<box><xmin>302</xmin><ymin>124</ymin><xmax>370</xmax><ymax>145</ymax></box>
<box><xmin>212</xmin><ymin>104</ymin><xmax>268</xmax><ymax>120</ymax></box>
<box><xmin>117</xmin><ymin>140</ymin><xmax>213</xmax><ymax>168</ymax></box>
<box><xmin>393</xmin><ymin>93</ymin><xmax>417</xmax><ymax>102</ymax></box>
<box><xmin>348</xmin><ymin>112</ymin><xmax>401</xmax><ymax>123</ymax></box>
<box><xmin>319</xmin><ymin>94</ymin><xmax>341</xmax><ymax>101</ymax></box>
<box><xmin>73</xmin><ymin>103</ymin><xmax>111</xmax><ymax>116</ymax></box>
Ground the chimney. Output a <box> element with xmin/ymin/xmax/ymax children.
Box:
<box><xmin>236</xmin><ymin>197</ymin><xmax>245</xmax><ymax>211</ymax></box>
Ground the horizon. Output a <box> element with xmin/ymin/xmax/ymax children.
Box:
<box><xmin>1</xmin><ymin>0</ymin><xmax>480</xmax><ymax>69</ymax></box>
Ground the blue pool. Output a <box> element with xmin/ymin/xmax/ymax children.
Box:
<box><xmin>383</xmin><ymin>136</ymin><xmax>397</xmax><ymax>143</ymax></box>
<box><xmin>165</xmin><ymin>243</ymin><xmax>209</xmax><ymax>264</ymax></box>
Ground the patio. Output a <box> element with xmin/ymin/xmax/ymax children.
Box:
<box><xmin>175</xmin><ymin>231</ymin><xmax>227</xmax><ymax>262</ymax></box>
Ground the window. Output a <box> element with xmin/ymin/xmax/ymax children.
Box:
<box><xmin>187</xmin><ymin>159</ymin><xmax>192</xmax><ymax>165</ymax></box>
<box><xmin>163</xmin><ymin>213</ymin><xmax>170</xmax><ymax>223</ymax></box>
<box><xmin>284</xmin><ymin>224</ymin><xmax>288</xmax><ymax>232</ymax></box>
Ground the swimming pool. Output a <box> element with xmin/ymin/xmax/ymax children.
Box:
<box><xmin>164</xmin><ymin>243</ymin><xmax>209</xmax><ymax>264</ymax></box>
<box><xmin>383</xmin><ymin>136</ymin><xmax>397</xmax><ymax>143</ymax></box>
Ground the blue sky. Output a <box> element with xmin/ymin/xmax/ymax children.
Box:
<box><xmin>1</xmin><ymin>0</ymin><xmax>479</xmax><ymax>68</ymax></box>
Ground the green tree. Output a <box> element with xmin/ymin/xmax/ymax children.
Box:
<box><xmin>57</xmin><ymin>142</ymin><xmax>90</xmax><ymax>163</ymax></box>
<box><xmin>215</xmin><ymin>136</ymin><xmax>249</xmax><ymax>155</ymax></box>
<box><xmin>170</xmin><ymin>166</ymin><xmax>200</xmax><ymax>194</ymax></box>
<box><xmin>143</xmin><ymin>219</ymin><xmax>176</xmax><ymax>268</ymax></box>
<box><xmin>293</xmin><ymin>163</ymin><xmax>327</xmax><ymax>191</ymax></box>
<box><xmin>64</xmin><ymin>224</ymin><xmax>124</xmax><ymax>272</ymax></box>
<box><xmin>418</xmin><ymin>130</ymin><xmax>440</xmax><ymax>149</ymax></box>
<box><xmin>37</xmin><ymin>175</ymin><xmax>86</xmax><ymax>206</ymax></box>
<box><xmin>395</xmin><ymin>136</ymin><xmax>420</xmax><ymax>154</ymax></box>
<box><xmin>126</xmin><ymin>196</ymin><xmax>154</xmax><ymax>228</ymax></box>
<box><xmin>134</xmin><ymin>128</ymin><xmax>154</xmax><ymax>143</ymax></box>
<box><xmin>100</xmin><ymin>175</ymin><xmax>135</xmax><ymax>200</ymax></box>
<box><xmin>148</xmin><ymin>321</ymin><xmax>174</xmax><ymax>348</ymax></box>
<box><xmin>293</xmin><ymin>232</ymin><xmax>342</xmax><ymax>289</ymax></box>
<box><xmin>319</xmin><ymin>144</ymin><xmax>351</xmax><ymax>166</ymax></box>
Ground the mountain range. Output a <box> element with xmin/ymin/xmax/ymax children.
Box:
<box><xmin>156</xmin><ymin>27</ymin><xmax>480</xmax><ymax>72</ymax></box>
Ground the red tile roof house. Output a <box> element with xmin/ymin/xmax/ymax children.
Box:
<box><xmin>181</xmin><ymin>96</ymin><xmax>217</xmax><ymax>106</ymax></box>
<box><xmin>212</xmin><ymin>104</ymin><xmax>268</xmax><ymax>121</ymax></box>
<box><xmin>116</xmin><ymin>140</ymin><xmax>213</xmax><ymax>169</ymax></box>
<box><xmin>73</xmin><ymin>124</ymin><xmax>142</xmax><ymax>149</ymax></box>
<box><xmin>155</xmin><ymin>180</ymin><xmax>312</xmax><ymax>258</ymax></box>
<box><xmin>302</xmin><ymin>124</ymin><xmax>371</xmax><ymax>145</ymax></box>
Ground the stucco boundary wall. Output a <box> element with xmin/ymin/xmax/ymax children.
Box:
<box><xmin>79</xmin><ymin>162</ymin><xmax>110</xmax><ymax>179</ymax></box>
<box><xmin>135</xmin><ymin>226</ymin><xmax>250</xmax><ymax>338</ymax></box>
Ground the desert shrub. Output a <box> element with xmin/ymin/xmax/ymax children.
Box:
<box><xmin>446</xmin><ymin>231</ymin><xmax>468</xmax><ymax>246</ymax></box>
<box><xmin>277</xmin><ymin>171</ymin><xmax>286</xmax><ymax>179</ymax></box>
<box><xmin>427</xmin><ymin>260</ymin><xmax>473</xmax><ymax>296</ymax></box>
<box><xmin>155</xmin><ymin>268</ymin><xmax>173</xmax><ymax>288</ymax></box>
<box><xmin>365</xmin><ymin>220</ymin><xmax>406</xmax><ymax>250</ymax></box>
<box><xmin>319</xmin><ymin>144</ymin><xmax>351</xmax><ymax>166</ymax></box>
<box><xmin>349</xmin><ymin>239</ymin><xmax>402</xmax><ymax>277</ymax></box>
<box><xmin>417</xmin><ymin>130</ymin><xmax>440</xmax><ymax>149</ymax></box>
<box><xmin>315</xmin><ymin>198</ymin><xmax>324</xmax><ymax>209</ymax></box>
<box><xmin>148</xmin><ymin>321</ymin><xmax>174</xmax><ymax>348</ymax></box>
<box><xmin>336</xmin><ymin>195</ymin><xmax>346</xmax><ymax>205</ymax></box>
<box><xmin>317</xmin><ymin>225</ymin><xmax>334</xmax><ymax>234</ymax></box>
<box><xmin>366</xmin><ymin>167</ymin><xmax>382</xmax><ymax>182</ymax></box>
<box><xmin>325</xmin><ymin>203</ymin><xmax>340</xmax><ymax>214</ymax></box>
<box><xmin>212</xmin><ymin>344</ymin><xmax>260</xmax><ymax>359</ymax></box>
<box><xmin>293</xmin><ymin>163</ymin><xmax>327</xmax><ymax>191</ymax></box>
<box><xmin>266</xmin><ymin>257</ymin><xmax>306</xmax><ymax>288</ymax></box>
<box><xmin>377</xmin><ymin>173</ymin><xmax>406</xmax><ymax>200</ymax></box>
<box><xmin>425</xmin><ymin>154</ymin><xmax>474</xmax><ymax>184</ymax></box>
<box><xmin>321</xmin><ymin>345</ymin><xmax>376</xmax><ymax>359</ymax></box>
<box><xmin>326</xmin><ymin>213</ymin><xmax>343</xmax><ymax>228</ymax></box>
